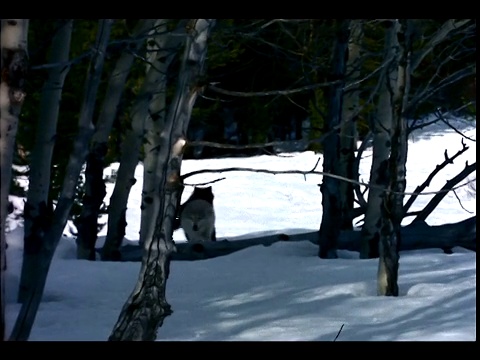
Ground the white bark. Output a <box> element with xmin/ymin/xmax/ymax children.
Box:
<box><xmin>109</xmin><ymin>19</ymin><xmax>215</xmax><ymax>341</ymax></box>
<box><xmin>101</xmin><ymin>20</ymin><xmax>186</xmax><ymax>260</ymax></box>
<box><xmin>25</xmin><ymin>20</ymin><xmax>72</xmax><ymax>219</ymax></box>
<box><xmin>92</xmin><ymin>20</ymin><xmax>156</xmax><ymax>147</ymax></box>
<box><xmin>139</xmin><ymin>20</ymin><xmax>186</xmax><ymax>246</ymax></box>
<box><xmin>0</xmin><ymin>18</ymin><xmax>29</xmax><ymax>341</ymax></box>
<box><xmin>19</xmin><ymin>19</ymin><xmax>73</xmax><ymax>300</ymax></box>
<box><xmin>10</xmin><ymin>19</ymin><xmax>112</xmax><ymax>341</ymax></box>
<box><xmin>376</xmin><ymin>19</ymin><xmax>407</xmax><ymax>297</ymax></box>
<box><xmin>359</xmin><ymin>21</ymin><xmax>399</xmax><ymax>260</ymax></box>
<box><xmin>360</xmin><ymin>19</ymin><xmax>472</xmax><ymax>295</ymax></box>
<box><xmin>76</xmin><ymin>19</ymin><xmax>156</xmax><ymax>260</ymax></box>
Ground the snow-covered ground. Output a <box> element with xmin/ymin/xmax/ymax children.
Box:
<box><xmin>5</xmin><ymin>116</ymin><xmax>476</xmax><ymax>341</ymax></box>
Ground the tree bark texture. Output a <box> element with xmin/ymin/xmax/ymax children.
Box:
<box><xmin>359</xmin><ymin>21</ymin><xmax>398</xmax><ymax>260</ymax></box>
<box><xmin>76</xmin><ymin>19</ymin><xmax>156</xmax><ymax>260</ymax></box>
<box><xmin>10</xmin><ymin>19</ymin><xmax>112</xmax><ymax>341</ymax></box>
<box><xmin>75</xmin><ymin>145</ymin><xmax>107</xmax><ymax>260</ymax></box>
<box><xmin>19</xmin><ymin>20</ymin><xmax>73</xmax><ymax>301</ymax></box>
<box><xmin>338</xmin><ymin>19</ymin><xmax>363</xmax><ymax>231</ymax></box>
<box><xmin>139</xmin><ymin>20</ymin><xmax>186</xmax><ymax>247</ymax></box>
<box><xmin>318</xmin><ymin>19</ymin><xmax>350</xmax><ymax>259</ymax></box>
<box><xmin>108</xmin><ymin>19</ymin><xmax>215</xmax><ymax>341</ymax></box>
<box><xmin>0</xmin><ymin>18</ymin><xmax>29</xmax><ymax>342</ymax></box>
<box><xmin>377</xmin><ymin>19</ymin><xmax>408</xmax><ymax>296</ymax></box>
<box><xmin>101</xmin><ymin>20</ymin><xmax>183</xmax><ymax>260</ymax></box>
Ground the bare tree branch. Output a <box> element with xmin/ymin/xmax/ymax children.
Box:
<box><xmin>408</xmin><ymin>104</ymin><xmax>476</xmax><ymax>134</ymax></box>
<box><xmin>435</xmin><ymin>109</ymin><xmax>476</xmax><ymax>142</ymax></box>
<box><xmin>207</xmin><ymin>59</ymin><xmax>384</xmax><ymax>99</ymax></box>
<box><xmin>31</xmin><ymin>21</ymin><xmax>187</xmax><ymax>72</ymax></box>
<box><xmin>408</xmin><ymin>116</ymin><xmax>443</xmax><ymax>134</ymax></box>
<box><xmin>452</xmin><ymin>188</ymin><xmax>474</xmax><ymax>214</ymax></box>
<box><xmin>333</xmin><ymin>324</ymin><xmax>345</xmax><ymax>341</ymax></box>
<box><xmin>184</xmin><ymin>177</ymin><xmax>226</xmax><ymax>187</ymax></box>
<box><xmin>410</xmin><ymin>19</ymin><xmax>472</xmax><ymax>72</ymax></box>
<box><xmin>403</xmin><ymin>138</ymin><xmax>470</xmax><ymax>214</ymax></box>
<box><xmin>352</xmin><ymin>132</ymin><xmax>373</xmax><ymax>210</ymax></box>
<box><xmin>412</xmin><ymin>161</ymin><xmax>476</xmax><ymax>223</ymax></box>
<box><xmin>207</xmin><ymin>80</ymin><xmax>342</xmax><ymax>97</ymax></box>
<box><xmin>407</xmin><ymin>64</ymin><xmax>476</xmax><ymax>115</ymax></box>
<box><xmin>181</xmin><ymin>163</ymin><xmax>475</xmax><ymax>197</ymax></box>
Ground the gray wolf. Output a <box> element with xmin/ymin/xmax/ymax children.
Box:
<box><xmin>178</xmin><ymin>186</ymin><xmax>216</xmax><ymax>242</ymax></box>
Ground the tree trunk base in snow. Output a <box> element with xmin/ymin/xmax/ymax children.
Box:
<box><xmin>110</xmin><ymin>216</ymin><xmax>476</xmax><ymax>262</ymax></box>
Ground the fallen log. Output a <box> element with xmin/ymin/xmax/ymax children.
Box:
<box><xmin>115</xmin><ymin>216</ymin><xmax>476</xmax><ymax>262</ymax></box>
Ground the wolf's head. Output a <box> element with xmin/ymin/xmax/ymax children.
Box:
<box><xmin>180</xmin><ymin>199</ymin><xmax>216</xmax><ymax>242</ymax></box>
<box><xmin>175</xmin><ymin>186</ymin><xmax>215</xmax><ymax>231</ymax></box>
<box><xmin>187</xmin><ymin>186</ymin><xmax>214</xmax><ymax>204</ymax></box>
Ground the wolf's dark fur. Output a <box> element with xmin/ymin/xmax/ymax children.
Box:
<box><xmin>183</xmin><ymin>186</ymin><xmax>214</xmax><ymax>205</ymax></box>
<box><xmin>180</xmin><ymin>198</ymin><xmax>216</xmax><ymax>242</ymax></box>
<box><xmin>177</xmin><ymin>186</ymin><xmax>216</xmax><ymax>242</ymax></box>
<box><xmin>173</xmin><ymin>186</ymin><xmax>215</xmax><ymax>231</ymax></box>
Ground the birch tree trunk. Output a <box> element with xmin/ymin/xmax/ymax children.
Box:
<box><xmin>139</xmin><ymin>20</ymin><xmax>186</xmax><ymax>246</ymax></box>
<box><xmin>338</xmin><ymin>19</ymin><xmax>363</xmax><ymax>231</ymax></box>
<box><xmin>18</xmin><ymin>20</ymin><xmax>73</xmax><ymax>302</ymax></box>
<box><xmin>359</xmin><ymin>22</ymin><xmax>398</xmax><ymax>260</ymax></box>
<box><xmin>76</xmin><ymin>19</ymin><xmax>156</xmax><ymax>260</ymax></box>
<box><xmin>377</xmin><ymin>20</ymin><xmax>408</xmax><ymax>296</ymax></box>
<box><xmin>100</xmin><ymin>20</ymin><xmax>186</xmax><ymax>261</ymax></box>
<box><xmin>0</xmin><ymin>18</ymin><xmax>29</xmax><ymax>342</ymax></box>
<box><xmin>360</xmin><ymin>19</ymin><xmax>472</xmax><ymax>261</ymax></box>
<box><xmin>10</xmin><ymin>19</ymin><xmax>112</xmax><ymax>341</ymax></box>
<box><xmin>360</xmin><ymin>19</ymin><xmax>472</xmax><ymax>294</ymax></box>
<box><xmin>318</xmin><ymin>19</ymin><xmax>350</xmax><ymax>259</ymax></box>
<box><xmin>109</xmin><ymin>19</ymin><xmax>215</xmax><ymax>341</ymax></box>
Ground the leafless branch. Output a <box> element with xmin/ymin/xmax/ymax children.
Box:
<box><xmin>188</xmin><ymin>139</ymin><xmax>299</xmax><ymax>150</ymax></box>
<box><xmin>408</xmin><ymin>117</ymin><xmax>442</xmax><ymax>134</ymax></box>
<box><xmin>435</xmin><ymin>109</ymin><xmax>476</xmax><ymax>142</ymax></box>
<box><xmin>207</xmin><ymin>59</ymin><xmax>384</xmax><ymax>99</ymax></box>
<box><xmin>184</xmin><ymin>177</ymin><xmax>226</xmax><ymax>187</ymax></box>
<box><xmin>259</xmin><ymin>19</ymin><xmax>310</xmax><ymax>29</ymax></box>
<box><xmin>188</xmin><ymin>116</ymin><xmax>345</xmax><ymax>152</ymax></box>
<box><xmin>30</xmin><ymin>51</ymin><xmax>92</xmax><ymax>70</ymax></box>
<box><xmin>407</xmin><ymin>64</ymin><xmax>476</xmax><ymax>115</ymax></box>
<box><xmin>403</xmin><ymin>138</ymin><xmax>470</xmax><ymax>214</ymax></box>
<box><xmin>412</xmin><ymin>161</ymin><xmax>476</xmax><ymax>223</ymax></box>
<box><xmin>31</xmin><ymin>20</ymin><xmax>187</xmax><ymax>72</ymax></box>
<box><xmin>237</xmin><ymin>19</ymin><xmax>311</xmax><ymax>37</ymax></box>
<box><xmin>207</xmin><ymin>80</ymin><xmax>342</xmax><ymax>98</ymax></box>
<box><xmin>333</xmin><ymin>324</ymin><xmax>345</xmax><ymax>341</ymax></box>
<box><xmin>410</xmin><ymin>19</ymin><xmax>472</xmax><ymax>72</ymax></box>
<box><xmin>352</xmin><ymin>132</ymin><xmax>373</xmax><ymax>209</ymax></box>
<box><xmin>408</xmin><ymin>103</ymin><xmax>476</xmax><ymax>134</ymax></box>
<box><xmin>187</xmin><ymin>97</ymin><xmax>368</xmax><ymax>154</ymax></box>
<box><xmin>402</xmin><ymin>210</ymin><xmax>422</xmax><ymax>219</ymax></box>
<box><xmin>452</xmin><ymin>188</ymin><xmax>474</xmax><ymax>214</ymax></box>
<box><xmin>180</xmin><ymin>162</ymin><xmax>475</xmax><ymax>197</ymax></box>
